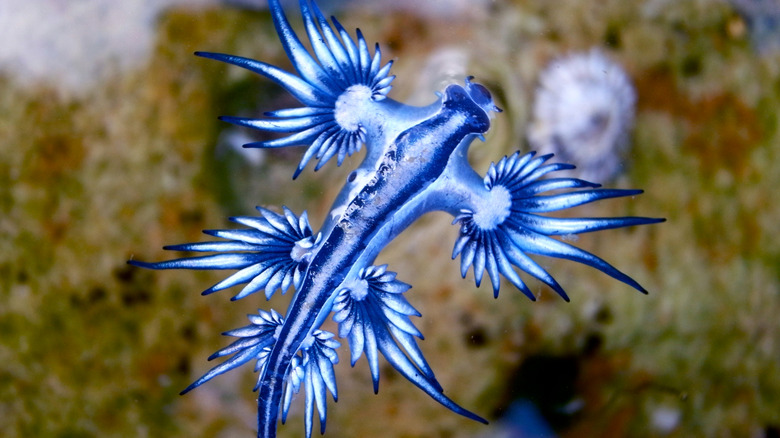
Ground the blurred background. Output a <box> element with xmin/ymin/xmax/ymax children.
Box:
<box><xmin>1</xmin><ymin>0</ymin><xmax>778</xmax><ymax>436</ymax></box>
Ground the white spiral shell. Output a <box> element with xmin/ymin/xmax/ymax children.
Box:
<box><xmin>527</xmin><ymin>49</ymin><xmax>637</xmax><ymax>183</ymax></box>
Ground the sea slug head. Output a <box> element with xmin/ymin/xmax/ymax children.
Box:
<box><xmin>441</xmin><ymin>77</ymin><xmax>501</xmax><ymax>134</ymax></box>
<box><xmin>465</xmin><ymin>76</ymin><xmax>502</xmax><ymax>115</ymax></box>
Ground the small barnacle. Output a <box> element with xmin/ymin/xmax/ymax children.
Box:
<box><xmin>527</xmin><ymin>49</ymin><xmax>637</xmax><ymax>183</ymax></box>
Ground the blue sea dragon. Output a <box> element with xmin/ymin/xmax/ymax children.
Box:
<box><xmin>130</xmin><ymin>0</ymin><xmax>664</xmax><ymax>436</ymax></box>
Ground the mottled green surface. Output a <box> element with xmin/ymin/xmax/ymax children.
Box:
<box><xmin>1</xmin><ymin>1</ymin><xmax>778</xmax><ymax>437</ymax></box>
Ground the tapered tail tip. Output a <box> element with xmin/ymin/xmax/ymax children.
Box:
<box><xmin>127</xmin><ymin>259</ymin><xmax>150</xmax><ymax>269</ymax></box>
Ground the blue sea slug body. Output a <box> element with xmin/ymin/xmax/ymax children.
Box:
<box><xmin>130</xmin><ymin>1</ymin><xmax>664</xmax><ymax>436</ymax></box>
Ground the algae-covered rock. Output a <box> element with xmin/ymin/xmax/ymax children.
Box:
<box><xmin>1</xmin><ymin>1</ymin><xmax>778</xmax><ymax>437</ymax></box>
